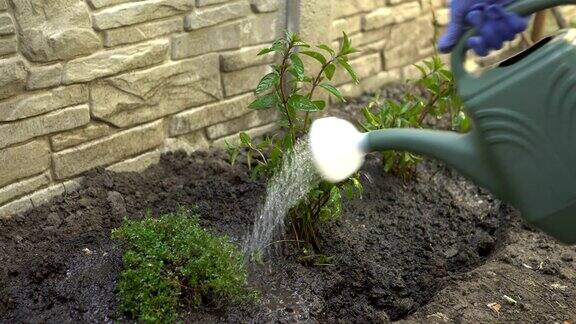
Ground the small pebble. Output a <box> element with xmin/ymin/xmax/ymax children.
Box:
<box><xmin>46</xmin><ymin>212</ymin><xmax>62</xmax><ymax>227</ymax></box>
<box><xmin>83</xmin><ymin>248</ymin><xmax>93</xmax><ymax>255</ymax></box>
<box><xmin>561</xmin><ymin>254</ymin><xmax>573</xmax><ymax>262</ymax></box>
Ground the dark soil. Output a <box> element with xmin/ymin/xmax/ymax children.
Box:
<box><xmin>2</xmin><ymin>151</ymin><xmax>574</xmax><ymax>323</ymax></box>
<box><xmin>1</xmin><ymin>89</ymin><xmax>575</xmax><ymax>323</ymax></box>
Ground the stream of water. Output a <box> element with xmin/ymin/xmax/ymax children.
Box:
<box><xmin>244</xmin><ymin>139</ymin><xmax>320</xmax><ymax>257</ymax></box>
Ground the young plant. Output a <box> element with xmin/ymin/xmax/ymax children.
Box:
<box><xmin>361</xmin><ymin>56</ymin><xmax>470</xmax><ymax>179</ymax></box>
<box><xmin>226</xmin><ymin>32</ymin><xmax>363</xmax><ymax>257</ymax></box>
<box><xmin>112</xmin><ymin>209</ymin><xmax>251</xmax><ymax>323</ymax></box>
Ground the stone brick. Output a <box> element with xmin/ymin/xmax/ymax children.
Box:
<box><xmin>388</xmin><ymin>15</ymin><xmax>433</xmax><ymax>50</ymax></box>
<box><xmin>104</xmin><ymin>17</ymin><xmax>183</xmax><ymax>47</ymax></box>
<box><xmin>0</xmin><ymin>13</ymin><xmax>14</xmax><ymax>35</ymax></box>
<box><xmin>62</xmin><ymin>178</ymin><xmax>82</xmax><ymax>193</ymax></box>
<box><xmin>392</xmin><ymin>2</ymin><xmax>422</xmax><ymax>23</ymax></box>
<box><xmin>206</xmin><ymin>109</ymin><xmax>277</xmax><ymax>139</ymax></box>
<box><xmin>333</xmin><ymin>0</ymin><xmax>386</xmax><ymax>19</ymax></box>
<box><xmin>0</xmin><ymin>140</ymin><xmax>50</xmax><ymax>187</ymax></box>
<box><xmin>107</xmin><ymin>150</ymin><xmax>162</xmax><ymax>173</ymax></box>
<box><xmin>360</xmin><ymin>69</ymin><xmax>402</xmax><ymax>93</ymax></box>
<box><xmin>51</xmin><ymin>122</ymin><xmax>114</xmax><ymax>151</ymax></box>
<box><xmin>333</xmin><ymin>53</ymin><xmax>382</xmax><ymax>85</ymax></box>
<box><xmin>27</xmin><ymin>63</ymin><xmax>63</xmax><ymax>90</ymax></box>
<box><xmin>172</xmin><ymin>20</ymin><xmax>242</xmax><ymax>59</ymax></box>
<box><xmin>0</xmin><ymin>36</ymin><xmax>16</xmax><ymax>56</ymax></box>
<box><xmin>185</xmin><ymin>1</ymin><xmax>250</xmax><ymax>30</ymax></box>
<box><xmin>88</xmin><ymin>0</ymin><xmax>143</xmax><ymax>9</ymax></box>
<box><xmin>30</xmin><ymin>184</ymin><xmax>65</xmax><ymax>208</ymax></box>
<box><xmin>92</xmin><ymin>0</ymin><xmax>192</xmax><ymax>30</ymax></box>
<box><xmin>436</xmin><ymin>8</ymin><xmax>449</xmax><ymax>26</ymax></box>
<box><xmin>91</xmin><ymin>54</ymin><xmax>222</xmax><ymax>127</ymax></box>
<box><xmin>11</xmin><ymin>0</ymin><xmax>101</xmax><ymax>62</ymax></box>
<box><xmin>170</xmin><ymin>93</ymin><xmax>254</xmax><ymax>136</ymax></box>
<box><xmin>64</xmin><ymin>39</ymin><xmax>169</xmax><ymax>84</ymax></box>
<box><xmin>356</xmin><ymin>39</ymin><xmax>387</xmax><ymax>58</ymax></box>
<box><xmin>0</xmin><ymin>0</ymin><xmax>6</xmax><ymax>10</ymax></box>
<box><xmin>212</xmin><ymin>122</ymin><xmax>276</xmax><ymax>147</ymax></box>
<box><xmin>402</xmin><ymin>63</ymin><xmax>423</xmax><ymax>80</ymax></box>
<box><xmin>332</xmin><ymin>16</ymin><xmax>362</xmax><ymax>41</ymax></box>
<box><xmin>175</xmin><ymin>130</ymin><xmax>210</xmax><ymax>151</ymax></box>
<box><xmin>349</xmin><ymin>27</ymin><xmax>390</xmax><ymax>49</ymax></box>
<box><xmin>221</xmin><ymin>44</ymin><xmax>275</xmax><ymax>71</ymax></box>
<box><xmin>163</xmin><ymin>131</ymin><xmax>209</xmax><ymax>154</ymax></box>
<box><xmin>0</xmin><ymin>172</ymin><xmax>50</xmax><ymax>205</ymax></box>
<box><xmin>363</xmin><ymin>2</ymin><xmax>421</xmax><ymax>31</ymax></box>
<box><xmin>384</xmin><ymin>42</ymin><xmax>421</xmax><ymax>69</ymax></box>
<box><xmin>0</xmin><ymin>85</ymin><xmax>88</xmax><ymax>121</ymax></box>
<box><xmin>384</xmin><ymin>16</ymin><xmax>434</xmax><ymax>69</ymax></box>
<box><xmin>0</xmin><ymin>58</ymin><xmax>27</xmax><ymax>100</ymax></box>
<box><xmin>0</xmin><ymin>196</ymin><xmax>33</xmax><ymax>219</ymax></box>
<box><xmin>250</xmin><ymin>0</ymin><xmax>279</xmax><ymax>12</ymax></box>
<box><xmin>53</xmin><ymin>121</ymin><xmax>164</xmax><ymax>179</ymax></box>
<box><xmin>240</xmin><ymin>12</ymin><xmax>281</xmax><ymax>46</ymax></box>
<box><xmin>197</xmin><ymin>0</ymin><xmax>230</xmax><ymax>6</ymax></box>
<box><xmin>0</xmin><ymin>104</ymin><xmax>91</xmax><ymax>148</ymax></box>
<box><xmin>222</xmin><ymin>64</ymin><xmax>270</xmax><ymax>97</ymax></box>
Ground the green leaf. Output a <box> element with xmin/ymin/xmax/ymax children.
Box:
<box><xmin>324</xmin><ymin>63</ymin><xmax>336</xmax><ymax>80</ymax></box>
<box><xmin>362</xmin><ymin>107</ymin><xmax>378</xmax><ymax>127</ymax></box>
<box><xmin>255</xmin><ymin>72</ymin><xmax>278</xmax><ymax>94</ymax></box>
<box><xmin>338</xmin><ymin>57</ymin><xmax>359</xmax><ymax>84</ymax></box>
<box><xmin>300</xmin><ymin>50</ymin><xmax>327</xmax><ymax>65</ymax></box>
<box><xmin>340</xmin><ymin>32</ymin><xmax>351</xmax><ymax>54</ymax></box>
<box><xmin>313</xmin><ymin>100</ymin><xmax>326</xmax><ymax>110</ymax></box>
<box><xmin>319</xmin><ymin>83</ymin><xmax>344</xmax><ymax>102</ymax></box>
<box><xmin>239</xmin><ymin>132</ymin><xmax>251</xmax><ymax>146</ymax></box>
<box><xmin>288</xmin><ymin>94</ymin><xmax>319</xmax><ymax>112</ymax></box>
<box><xmin>317</xmin><ymin>44</ymin><xmax>336</xmax><ymax>56</ymax></box>
<box><xmin>248</xmin><ymin>94</ymin><xmax>277</xmax><ymax>110</ymax></box>
<box><xmin>257</xmin><ymin>48</ymin><xmax>275</xmax><ymax>56</ymax></box>
<box><xmin>290</xmin><ymin>54</ymin><xmax>305</xmax><ymax>78</ymax></box>
<box><xmin>339</xmin><ymin>32</ymin><xmax>359</xmax><ymax>56</ymax></box>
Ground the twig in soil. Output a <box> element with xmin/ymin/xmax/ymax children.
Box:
<box><xmin>258</xmin><ymin>239</ymin><xmax>305</xmax><ymax>254</ymax></box>
<box><xmin>502</xmin><ymin>295</ymin><xmax>517</xmax><ymax>305</ymax></box>
<box><xmin>495</xmin><ymin>271</ymin><xmax>563</xmax><ymax>311</ymax></box>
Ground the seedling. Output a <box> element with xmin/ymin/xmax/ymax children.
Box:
<box><xmin>226</xmin><ymin>32</ymin><xmax>363</xmax><ymax>255</ymax></box>
<box><xmin>361</xmin><ymin>56</ymin><xmax>470</xmax><ymax>179</ymax></box>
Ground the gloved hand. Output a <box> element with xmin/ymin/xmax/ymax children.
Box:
<box><xmin>438</xmin><ymin>0</ymin><xmax>528</xmax><ymax>56</ymax></box>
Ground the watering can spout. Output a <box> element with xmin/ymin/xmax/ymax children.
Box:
<box><xmin>309</xmin><ymin>117</ymin><xmax>501</xmax><ymax>196</ymax></box>
<box><xmin>363</xmin><ymin>128</ymin><xmax>500</xmax><ymax>193</ymax></box>
<box><xmin>362</xmin><ymin>128</ymin><xmax>501</xmax><ymax>195</ymax></box>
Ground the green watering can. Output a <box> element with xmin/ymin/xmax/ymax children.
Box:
<box><xmin>309</xmin><ymin>0</ymin><xmax>576</xmax><ymax>244</ymax></box>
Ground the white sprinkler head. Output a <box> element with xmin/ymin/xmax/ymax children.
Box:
<box><xmin>309</xmin><ymin>117</ymin><xmax>367</xmax><ymax>183</ymax></box>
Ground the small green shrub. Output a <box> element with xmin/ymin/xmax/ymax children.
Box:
<box><xmin>226</xmin><ymin>32</ymin><xmax>363</xmax><ymax>257</ymax></box>
<box><xmin>361</xmin><ymin>55</ymin><xmax>471</xmax><ymax>179</ymax></box>
<box><xmin>112</xmin><ymin>209</ymin><xmax>250</xmax><ymax>323</ymax></box>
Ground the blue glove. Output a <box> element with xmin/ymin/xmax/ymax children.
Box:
<box><xmin>438</xmin><ymin>0</ymin><xmax>528</xmax><ymax>56</ymax></box>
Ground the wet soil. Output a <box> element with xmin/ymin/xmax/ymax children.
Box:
<box><xmin>1</xmin><ymin>89</ymin><xmax>575</xmax><ymax>323</ymax></box>
<box><xmin>1</xmin><ymin>150</ymin><xmax>574</xmax><ymax>323</ymax></box>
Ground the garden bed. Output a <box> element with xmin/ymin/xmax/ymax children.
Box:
<box><xmin>1</xmin><ymin>90</ymin><xmax>575</xmax><ymax>323</ymax></box>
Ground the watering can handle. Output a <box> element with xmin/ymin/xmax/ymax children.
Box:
<box><xmin>451</xmin><ymin>0</ymin><xmax>576</xmax><ymax>82</ymax></box>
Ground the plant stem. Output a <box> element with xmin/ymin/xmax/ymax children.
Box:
<box><xmin>417</xmin><ymin>85</ymin><xmax>444</xmax><ymax>125</ymax></box>
<box><xmin>304</xmin><ymin>57</ymin><xmax>336</xmax><ymax>130</ymax></box>
<box><xmin>279</xmin><ymin>44</ymin><xmax>296</xmax><ymax>144</ymax></box>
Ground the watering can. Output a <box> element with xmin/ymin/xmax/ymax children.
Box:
<box><xmin>309</xmin><ymin>0</ymin><xmax>576</xmax><ymax>244</ymax></box>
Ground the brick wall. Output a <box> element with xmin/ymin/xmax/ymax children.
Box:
<box><xmin>0</xmin><ymin>0</ymin><xmax>285</xmax><ymax>215</ymax></box>
<box><xmin>0</xmin><ymin>0</ymin><xmax>575</xmax><ymax>214</ymax></box>
<box><xmin>329</xmin><ymin>0</ymin><xmax>447</xmax><ymax>99</ymax></box>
